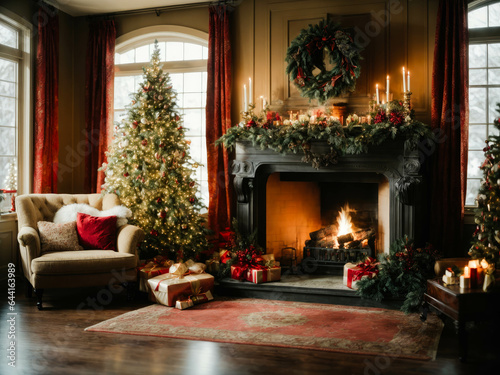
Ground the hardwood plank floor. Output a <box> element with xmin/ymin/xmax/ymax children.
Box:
<box><xmin>1</xmin><ymin>278</ymin><xmax>499</xmax><ymax>375</ymax></box>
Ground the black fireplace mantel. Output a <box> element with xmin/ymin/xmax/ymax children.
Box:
<box><xmin>231</xmin><ymin>140</ymin><xmax>422</xmax><ymax>252</ymax></box>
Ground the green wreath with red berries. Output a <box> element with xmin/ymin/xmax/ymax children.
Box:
<box><xmin>286</xmin><ymin>19</ymin><xmax>362</xmax><ymax>103</ymax></box>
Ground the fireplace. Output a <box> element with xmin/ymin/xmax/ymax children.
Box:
<box><xmin>232</xmin><ymin>140</ymin><xmax>422</xmax><ymax>267</ymax></box>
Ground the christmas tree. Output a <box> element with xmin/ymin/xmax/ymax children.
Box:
<box><xmin>469</xmin><ymin>103</ymin><xmax>500</xmax><ymax>267</ymax></box>
<box><xmin>3</xmin><ymin>160</ymin><xmax>17</xmax><ymax>191</ymax></box>
<box><xmin>102</xmin><ymin>42</ymin><xmax>209</xmax><ymax>260</ymax></box>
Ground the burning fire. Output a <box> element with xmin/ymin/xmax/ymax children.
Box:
<box><xmin>336</xmin><ymin>204</ymin><xmax>353</xmax><ymax>237</ymax></box>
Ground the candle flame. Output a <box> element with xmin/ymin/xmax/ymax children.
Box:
<box><xmin>464</xmin><ymin>266</ymin><xmax>469</xmax><ymax>277</ymax></box>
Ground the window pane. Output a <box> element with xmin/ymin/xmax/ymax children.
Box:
<box><xmin>0</xmin><ymin>97</ymin><xmax>15</xmax><ymax>127</ymax></box>
<box><xmin>466</xmin><ymin>179</ymin><xmax>481</xmax><ymax>206</ymax></box>
<box><xmin>488</xmin><ymin>68</ymin><xmax>500</xmax><ymax>84</ymax></box>
<box><xmin>114</xmin><ymin>53</ymin><xmax>121</xmax><ymax>64</ymax></box>
<box><xmin>202</xmin><ymin>71</ymin><xmax>207</xmax><ymax>92</ymax></box>
<box><xmin>470</xmin><ymin>69</ymin><xmax>487</xmax><ymax>85</ymax></box>
<box><xmin>184</xmin><ymin>93</ymin><xmax>202</xmax><ymax>108</ymax></box>
<box><xmin>469</xmin><ymin>6</ymin><xmax>488</xmax><ymax>28</ymax></box>
<box><xmin>469</xmin><ymin>87</ymin><xmax>487</xmax><ymax>124</ymax></box>
<box><xmin>119</xmin><ymin>49</ymin><xmax>135</xmax><ymax>64</ymax></box>
<box><xmin>202</xmin><ymin>47</ymin><xmax>208</xmax><ymax>60</ymax></box>
<box><xmin>0</xmin><ymin>127</ymin><xmax>15</xmax><ymax>155</ymax></box>
<box><xmin>0</xmin><ymin>80</ymin><xmax>15</xmax><ymax>97</ymax></box>
<box><xmin>0</xmin><ymin>22</ymin><xmax>18</xmax><ymax>48</ymax></box>
<box><xmin>468</xmin><ymin>150</ymin><xmax>485</xmax><ymax>178</ymax></box>
<box><xmin>469</xmin><ymin>125</ymin><xmax>487</xmax><ymax>150</ymax></box>
<box><xmin>183</xmin><ymin>109</ymin><xmax>203</xmax><ymax>137</ymax></box>
<box><xmin>166</xmin><ymin>42</ymin><xmax>183</xmax><ymax>61</ymax></box>
<box><xmin>488</xmin><ymin>43</ymin><xmax>500</xmax><ymax>68</ymax></box>
<box><xmin>489</xmin><ymin>3</ymin><xmax>500</xmax><ymax>27</ymax></box>
<box><xmin>135</xmin><ymin>45</ymin><xmax>150</xmax><ymax>63</ymax></box>
<box><xmin>114</xmin><ymin>76</ymin><xmax>136</xmax><ymax>109</ymax></box>
<box><xmin>170</xmin><ymin>73</ymin><xmax>184</xmax><ymax>92</ymax></box>
<box><xmin>469</xmin><ymin>44</ymin><xmax>487</xmax><ymax>68</ymax></box>
<box><xmin>184</xmin><ymin>72</ymin><xmax>202</xmax><ymax>93</ymax></box>
<box><xmin>0</xmin><ymin>58</ymin><xmax>16</xmax><ymax>82</ymax></box>
<box><xmin>184</xmin><ymin>43</ymin><xmax>203</xmax><ymax>60</ymax></box>
<box><xmin>489</xmin><ymin>88</ymin><xmax>500</xmax><ymax>124</ymax></box>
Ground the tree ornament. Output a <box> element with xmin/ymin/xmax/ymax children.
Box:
<box><xmin>141</xmin><ymin>118</ymin><xmax>147</xmax><ymax>124</ymax></box>
<box><xmin>285</xmin><ymin>19</ymin><xmax>362</xmax><ymax>103</ymax></box>
<box><xmin>141</xmin><ymin>139</ymin><xmax>148</xmax><ymax>146</ymax></box>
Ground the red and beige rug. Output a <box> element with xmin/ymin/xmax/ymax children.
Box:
<box><xmin>85</xmin><ymin>298</ymin><xmax>443</xmax><ymax>360</ymax></box>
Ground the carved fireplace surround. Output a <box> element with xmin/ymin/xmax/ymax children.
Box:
<box><xmin>232</xmin><ymin>140</ymin><xmax>422</xmax><ymax>255</ymax></box>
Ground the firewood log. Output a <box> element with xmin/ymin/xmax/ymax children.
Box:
<box><xmin>309</xmin><ymin>228</ymin><xmax>326</xmax><ymax>240</ymax></box>
<box><xmin>337</xmin><ymin>233</ymin><xmax>354</xmax><ymax>245</ymax></box>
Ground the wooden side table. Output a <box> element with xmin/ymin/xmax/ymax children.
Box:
<box><xmin>420</xmin><ymin>278</ymin><xmax>500</xmax><ymax>362</ymax></box>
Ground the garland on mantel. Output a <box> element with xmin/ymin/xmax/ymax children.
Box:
<box><xmin>216</xmin><ymin>106</ymin><xmax>434</xmax><ymax>169</ymax></box>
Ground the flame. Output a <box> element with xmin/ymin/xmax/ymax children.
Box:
<box><xmin>336</xmin><ymin>204</ymin><xmax>353</xmax><ymax>237</ymax></box>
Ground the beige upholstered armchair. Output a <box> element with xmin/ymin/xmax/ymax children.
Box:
<box><xmin>16</xmin><ymin>193</ymin><xmax>145</xmax><ymax>310</ymax></box>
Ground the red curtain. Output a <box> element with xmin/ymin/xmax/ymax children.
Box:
<box><xmin>34</xmin><ymin>6</ymin><xmax>59</xmax><ymax>193</ymax></box>
<box><xmin>85</xmin><ymin>20</ymin><xmax>116</xmax><ymax>193</ymax></box>
<box><xmin>206</xmin><ymin>5</ymin><xmax>233</xmax><ymax>236</ymax></box>
<box><xmin>429</xmin><ymin>0</ymin><xmax>469</xmax><ymax>256</ymax></box>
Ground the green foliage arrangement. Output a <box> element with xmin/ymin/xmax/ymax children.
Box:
<box><xmin>286</xmin><ymin>19</ymin><xmax>362</xmax><ymax>103</ymax></box>
<box><xmin>356</xmin><ymin>237</ymin><xmax>441</xmax><ymax>314</ymax></box>
<box><xmin>469</xmin><ymin>103</ymin><xmax>500</xmax><ymax>267</ymax></box>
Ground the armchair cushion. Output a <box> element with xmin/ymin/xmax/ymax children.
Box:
<box><xmin>37</xmin><ymin>221</ymin><xmax>83</xmax><ymax>253</ymax></box>
<box><xmin>77</xmin><ymin>213</ymin><xmax>117</xmax><ymax>250</ymax></box>
<box><xmin>31</xmin><ymin>250</ymin><xmax>136</xmax><ymax>275</ymax></box>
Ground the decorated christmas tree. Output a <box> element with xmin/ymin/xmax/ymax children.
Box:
<box><xmin>469</xmin><ymin>103</ymin><xmax>500</xmax><ymax>267</ymax></box>
<box><xmin>102</xmin><ymin>42</ymin><xmax>209</xmax><ymax>260</ymax></box>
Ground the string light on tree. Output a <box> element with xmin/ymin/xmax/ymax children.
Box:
<box><xmin>101</xmin><ymin>41</ymin><xmax>209</xmax><ymax>260</ymax></box>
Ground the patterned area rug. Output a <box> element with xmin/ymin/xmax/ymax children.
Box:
<box><xmin>86</xmin><ymin>298</ymin><xmax>443</xmax><ymax>360</ymax></box>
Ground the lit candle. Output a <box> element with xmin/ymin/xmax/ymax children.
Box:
<box><xmin>402</xmin><ymin>67</ymin><xmax>406</xmax><ymax>93</ymax></box>
<box><xmin>243</xmin><ymin>84</ymin><xmax>247</xmax><ymax>111</ymax></box>
<box><xmin>386</xmin><ymin>75</ymin><xmax>390</xmax><ymax>103</ymax></box>
<box><xmin>249</xmin><ymin>77</ymin><xmax>253</xmax><ymax>105</ymax></box>
<box><xmin>407</xmin><ymin>70</ymin><xmax>410</xmax><ymax>92</ymax></box>
<box><xmin>376</xmin><ymin>84</ymin><xmax>379</xmax><ymax>105</ymax></box>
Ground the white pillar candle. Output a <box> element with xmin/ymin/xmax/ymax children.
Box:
<box><xmin>249</xmin><ymin>77</ymin><xmax>253</xmax><ymax>105</ymax></box>
<box><xmin>407</xmin><ymin>70</ymin><xmax>410</xmax><ymax>92</ymax></box>
<box><xmin>460</xmin><ymin>275</ymin><xmax>471</xmax><ymax>289</ymax></box>
<box><xmin>402</xmin><ymin>67</ymin><xmax>406</xmax><ymax>93</ymax></box>
<box><xmin>376</xmin><ymin>84</ymin><xmax>379</xmax><ymax>105</ymax></box>
<box><xmin>386</xmin><ymin>75</ymin><xmax>390</xmax><ymax>103</ymax></box>
<box><xmin>243</xmin><ymin>84</ymin><xmax>247</xmax><ymax>111</ymax></box>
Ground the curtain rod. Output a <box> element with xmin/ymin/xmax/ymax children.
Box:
<box><xmin>97</xmin><ymin>0</ymin><xmax>237</xmax><ymax>18</ymax></box>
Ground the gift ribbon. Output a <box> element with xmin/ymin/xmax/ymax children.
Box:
<box><xmin>352</xmin><ymin>257</ymin><xmax>379</xmax><ymax>282</ymax></box>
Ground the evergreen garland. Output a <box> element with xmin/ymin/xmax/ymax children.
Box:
<box><xmin>285</xmin><ymin>19</ymin><xmax>362</xmax><ymax>103</ymax></box>
<box><xmin>469</xmin><ymin>103</ymin><xmax>500</xmax><ymax>267</ymax></box>
<box><xmin>356</xmin><ymin>237</ymin><xmax>441</xmax><ymax>313</ymax></box>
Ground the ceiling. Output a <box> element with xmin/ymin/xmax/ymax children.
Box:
<box><xmin>47</xmin><ymin>0</ymin><xmax>211</xmax><ymax>17</ymax></box>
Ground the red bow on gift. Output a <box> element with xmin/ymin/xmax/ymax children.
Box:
<box><xmin>353</xmin><ymin>257</ymin><xmax>379</xmax><ymax>282</ymax></box>
<box><xmin>232</xmin><ymin>246</ymin><xmax>266</xmax><ymax>280</ymax></box>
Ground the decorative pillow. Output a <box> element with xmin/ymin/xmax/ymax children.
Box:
<box><xmin>53</xmin><ymin>203</ymin><xmax>132</xmax><ymax>227</ymax></box>
<box><xmin>37</xmin><ymin>221</ymin><xmax>84</xmax><ymax>253</ymax></box>
<box><xmin>76</xmin><ymin>212</ymin><xmax>117</xmax><ymax>251</ymax></box>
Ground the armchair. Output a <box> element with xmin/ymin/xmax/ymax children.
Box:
<box><xmin>16</xmin><ymin>193</ymin><xmax>145</xmax><ymax>310</ymax></box>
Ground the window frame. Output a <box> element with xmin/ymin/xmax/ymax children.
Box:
<box><xmin>466</xmin><ymin>1</ymin><xmax>500</xmax><ymax>218</ymax></box>
<box><xmin>0</xmin><ymin>7</ymin><xmax>32</xmax><ymax>199</ymax></box>
<box><xmin>114</xmin><ymin>25</ymin><xmax>209</xmax><ymax>210</ymax></box>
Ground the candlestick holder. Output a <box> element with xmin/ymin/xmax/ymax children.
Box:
<box><xmin>403</xmin><ymin>91</ymin><xmax>412</xmax><ymax>113</ymax></box>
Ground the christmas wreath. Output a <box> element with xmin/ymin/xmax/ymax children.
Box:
<box><xmin>286</xmin><ymin>19</ymin><xmax>362</xmax><ymax>103</ymax></box>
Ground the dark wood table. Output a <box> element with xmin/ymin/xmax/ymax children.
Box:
<box><xmin>420</xmin><ymin>278</ymin><xmax>500</xmax><ymax>362</ymax></box>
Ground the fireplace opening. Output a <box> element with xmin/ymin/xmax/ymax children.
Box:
<box><xmin>266</xmin><ymin>172</ymin><xmax>389</xmax><ymax>267</ymax></box>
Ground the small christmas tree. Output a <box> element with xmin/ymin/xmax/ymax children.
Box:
<box><xmin>469</xmin><ymin>103</ymin><xmax>500</xmax><ymax>266</ymax></box>
<box><xmin>3</xmin><ymin>160</ymin><xmax>17</xmax><ymax>191</ymax></box>
<box><xmin>102</xmin><ymin>41</ymin><xmax>209</xmax><ymax>260</ymax></box>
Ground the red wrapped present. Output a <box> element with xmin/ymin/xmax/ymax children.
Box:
<box><xmin>148</xmin><ymin>263</ymin><xmax>214</xmax><ymax>307</ymax></box>
<box><xmin>343</xmin><ymin>257</ymin><xmax>379</xmax><ymax>290</ymax></box>
<box><xmin>137</xmin><ymin>260</ymin><xmax>173</xmax><ymax>293</ymax></box>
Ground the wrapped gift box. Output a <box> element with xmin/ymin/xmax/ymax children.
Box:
<box><xmin>205</xmin><ymin>259</ymin><xmax>220</xmax><ymax>274</ymax></box>
<box><xmin>343</xmin><ymin>261</ymin><xmax>377</xmax><ymax>290</ymax></box>
<box><xmin>137</xmin><ymin>261</ymin><xmax>172</xmax><ymax>293</ymax></box>
<box><xmin>148</xmin><ymin>272</ymin><xmax>214</xmax><ymax>307</ymax></box>
<box><xmin>175</xmin><ymin>290</ymin><xmax>214</xmax><ymax>310</ymax></box>
<box><xmin>246</xmin><ymin>267</ymin><xmax>281</xmax><ymax>284</ymax></box>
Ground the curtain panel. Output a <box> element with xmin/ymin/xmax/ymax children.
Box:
<box><xmin>34</xmin><ymin>6</ymin><xmax>59</xmax><ymax>193</ymax></box>
<box><xmin>84</xmin><ymin>20</ymin><xmax>116</xmax><ymax>193</ymax></box>
<box><xmin>206</xmin><ymin>5</ymin><xmax>233</xmax><ymax>236</ymax></box>
<box><xmin>429</xmin><ymin>0</ymin><xmax>469</xmax><ymax>256</ymax></box>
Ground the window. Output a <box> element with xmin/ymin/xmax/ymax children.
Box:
<box><xmin>467</xmin><ymin>1</ymin><xmax>500</xmax><ymax>206</ymax></box>
<box><xmin>0</xmin><ymin>8</ymin><xmax>31</xmax><ymax>205</ymax></box>
<box><xmin>114</xmin><ymin>27</ymin><xmax>209</xmax><ymax>212</ymax></box>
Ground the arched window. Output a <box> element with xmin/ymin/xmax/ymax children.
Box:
<box><xmin>114</xmin><ymin>26</ymin><xmax>208</xmax><ymax>212</ymax></box>
<box><xmin>467</xmin><ymin>1</ymin><xmax>500</xmax><ymax>205</ymax></box>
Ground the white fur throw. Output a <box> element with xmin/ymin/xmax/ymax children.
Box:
<box><xmin>53</xmin><ymin>203</ymin><xmax>132</xmax><ymax>227</ymax></box>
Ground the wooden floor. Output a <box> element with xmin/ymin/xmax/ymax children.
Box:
<box><xmin>1</xmin><ymin>278</ymin><xmax>499</xmax><ymax>375</ymax></box>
